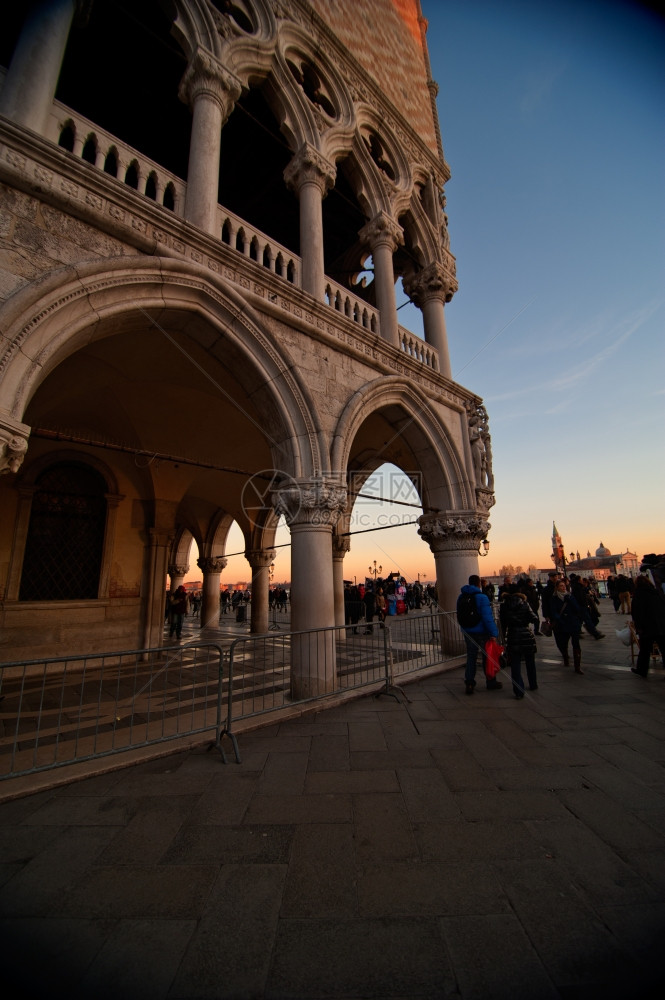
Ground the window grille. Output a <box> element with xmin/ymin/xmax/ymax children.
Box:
<box><xmin>19</xmin><ymin>463</ymin><xmax>107</xmax><ymax>601</ymax></box>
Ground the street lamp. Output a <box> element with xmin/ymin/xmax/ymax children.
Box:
<box><xmin>368</xmin><ymin>560</ymin><xmax>382</xmax><ymax>580</ymax></box>
<box><xmin>478</xmin><ymin>538</ymin><xmax>490</xmax><ymax>557</ymax></box>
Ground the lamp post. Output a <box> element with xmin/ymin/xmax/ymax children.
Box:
<box><xmin>478</xmin><ymin>538</ymin><xmax>490</xmax><ymax>558</ymax></box>
<box><xmin>368</xmin><ymin>560</ymin><xmax>382</xmax><ymax>581</ymax></box>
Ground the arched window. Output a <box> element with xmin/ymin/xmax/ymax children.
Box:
<box><xmin>19</xmin><ymin>463</ymin><xmax>107</xmax><ymax>601</ymax></box>
<box><xmin>163</xmin><ymin>183</ymin><xmax>175</xmax><ymax>211</ymax></box>
<box><xmin>58</xmin><ymin>123</ymin><xmax>75</xmax><ymax>152</ymax></box>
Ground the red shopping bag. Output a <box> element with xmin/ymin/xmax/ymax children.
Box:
<box><xmin>484</xmin><ymin>637</ymin><xmax>504</xmax><ymax>678</ymax></box>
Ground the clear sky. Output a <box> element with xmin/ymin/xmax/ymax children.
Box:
<box><xmin>418</xmin><ymin>0</ymin><xmax>665</xmax><ymax>577</ymax></box>
<box><xmin>191</xmin><ymin>0</ymin><xmax>665</xmax><ymax>589</ymax></box>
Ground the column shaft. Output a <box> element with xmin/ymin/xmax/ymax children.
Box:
<box><xmin>422</xmin><ymin>298</ymin><xmax>452</xmax><ymax>378</ymax></box>
<box><xmin>373</xmin><ymin>241</ymin><xmax>400</xmax><ymax>347</ymax></box>
<box><xmin>184</xmin><ymin>93</ymin><xmax>224</xmax><ymax>234</ymax></box>
<box><xmin>299</xmin><ymin>181</ymin><xmax>325</xmax><ymax>299</ymax></box>
<box><xmin>0</xmin><ymin>0</ymin><xmax>76</xmax><ymax>135</ymax></box>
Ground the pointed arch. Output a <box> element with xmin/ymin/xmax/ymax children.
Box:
<box><xmin>331</xmin><ymin>377</ymin><xmax>472</xmax><ymax>514</ymax></box>
<box><xmin>0</xmin><ymin>255</ymin><xmax>324</xmax><ymax>480</ymax></box>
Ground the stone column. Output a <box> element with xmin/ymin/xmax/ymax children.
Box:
<box><xmin>284</xmin><ymin>144</ymin><xmax>336</xmax><ymax>300</ymax></box>
<box><xmin>272</xmin><ymin>479</ymin><xmax>346</xmax><ymax>698</ymax></box>
<box><xmin>403</xmin><ymin>261</ymin><xmax>458</xmax><ymax>379</ymax></box>
<box><xmin>332</xmin><ymin>533</ymin><xmax>351</xmax><ymax>629</ymax></box>
<box><xmin>179</xmin><ymin>49</ymin><xmax>241</xmax><ymax>235</ymax></box>
<box><xmin>418</xmin><ymin>512</ymin><xmax>491</xmax><ymax>653</ymax></box>
<box><xmin>246</xmin><ymin>548</ymin><xmax>276</xmax><ymax>634</ymax></box>
<box><xmin>0</xmin><ymin>0</ymin><xmax>76</xmax><ymax>136</ymax></box>
<box><xmin>359</xmin><ymin>213</ymin><xmax>404</xmax><ymax>348</ymax></box>
<box><xmin>197</xmin><ymin>555</ymin><xmax>228</xmax><ymax>629</ymax></box>
<box><xmin>144</xmin><ymin>529</ymin><xmax>173</xmax><ymax>650</ymax></box>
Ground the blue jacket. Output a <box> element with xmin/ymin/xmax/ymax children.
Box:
<box><xmin>459</xmin><ymin>584</ymin><xmax>498</xmax><ymax>638</ymax></box>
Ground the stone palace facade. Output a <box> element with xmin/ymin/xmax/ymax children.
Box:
<box><xmin>0</xmin><ymin>0</ymin><xmax>495</xmax><ymax>677</ymax></box>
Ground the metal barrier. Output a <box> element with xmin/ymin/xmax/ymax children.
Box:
<box><xmin>0</xmin><ymin>611</ymin><xmax>471</xmax><ymax>779</ymax></box>
<box><xmin>0</xmin><ymin>642</ymin><xmax>224</xmax><ymax>781</ymax></box>
<box><xmin>217</xmin><ymin>612</ymin><xmax>467</xmax><ymax>762</ymax></box>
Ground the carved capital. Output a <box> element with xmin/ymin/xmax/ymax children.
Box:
<box><xmin>246</xmin><ymin>548</ymin><xmax>277</xmax><ymax>569</ymax></box>
<box><xmin>418</xmin><ymin>512</ymin><xmax>490</xmax><ymax>554</ymax></box>
<box><xmin>272</xmin><ymin>478</ymin><xmax>347</xmax><ymax>528</ymax></box>
<box><xmin>403</xmin><ymin>260</ymin><xmax>457</xmax><ymax>307</ymax></box>
<box><xmin>359</xmin><ymin>212</ymin><xmax>404</xmax><ymax>253</ymax></box>
<box><xmin>197</xmin><ymin>556</ymin><xmax>228</xmax><ymax>575</ymax></box>
<box><xmin>283</xmin><ymin>143</ymin><xmax>336</xmax><ymax>197</ymax></box>
<box><xmin>168</xmin><ymin>564</ymin><xmax>190</xmax><ymax>578</ymax></box>
<box><xmin>178</xmin><ymin>48</ymin><xmax>242</xmax><ymax>121</ymax></box>
<box><xmin>0</xmin><ymin>415</ymin><xmax>30</xmax><ymax>475</ymax></box>
<box><xmin>332</xmin><ymin>533</ymin><xmax>351</xmax><ymax>558</ymax></box>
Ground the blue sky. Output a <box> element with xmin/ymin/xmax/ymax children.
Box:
<box><xmin>203</xmin><ymin>0</ymin><xmax>665</xmax><ymax>588</ymax></box>
<box><xmin>398</xmin><ymin>0</ymin><xmax>665</xmax><ymax>575</ymax></box>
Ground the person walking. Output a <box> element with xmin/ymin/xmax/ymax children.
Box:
<box><xmin>457</xmin><ymin>574</ymin><xmax>502</xmax><ymax>695</ymax></box>
<box><xmin>168</xmin><ymin>585</ymin><xmax>188</xmax><ymax>641</ymax></box>
<box><xmin>363</xmin><ymin>584</ymin><xmax>377</xmax><ymax>634</ymax></box>
<box><xmin>550</xmin><ymin>580</ymin><xmax>585</xmax><ymax>673</ymax></box>
<box><xmin>630</xmin><ymin>574</ymin><xmax>665</xmax><ymax>678</ymax></box>
<box><xmin>500</xmin><ymin>585</ymin><xmax>539</xmax><ymax>698</ymax></box>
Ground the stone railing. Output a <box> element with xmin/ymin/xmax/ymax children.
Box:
<box><xmin>398</xmin><ymin>326</ymin><xmax>439</xmax><ymax>370</ymax></box>
<box><xmin>324</xmin><ymin>277</ymin><xmax>379</xmax><ymax>335</ymax></box>
<box><xmin>0</xmin><ymin>77</ymin><xmax>439</xmax><ymax>373</ymax></box>
<box><xmin>216</xmin><ymin>205</ymin><xmax>301</xmax><ymax>287</ymax></box>
<box><xmin>45</xmin><ymin>98</ymin><xmax>187</xmax><ymax>214</ymax></box>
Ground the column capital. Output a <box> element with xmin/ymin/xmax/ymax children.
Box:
<box><xmin>197</xmin><ymin>555</ymin><xmax>228</xmax><ymax>574</ymax></box>
<box><xmin>359</xmin><ymin>212</ymin><xmax>404</xmax><ymax>253</ymax></box>
<box><xmin>272</xmin><ymin>478</ymin><xmax>347</xmax><ymax>528</ymax></box>
<box><xmin>168</xmin><ymin>564</ymin><xmax>190</xmax><ymax>578</ymax></box>
<box><xmin>418</xmin><ymin>512</ymin><xmax>490</xmax><ymax>555</ymax></box>
<box><xmin>403</xmin><ymin>260</ymin><xmax>457</xmax><ymax>307</ymax></box>
<box><xmin>179</xmin><ymin>48</ymin><xmax>242</xmax><ymax>121</ymax></box>
<box><xmin>332</xmin><ymin>533</ymin><xmax>351</xmax><ymax>559</ymax></box>
<box><xmin>246</xmin><ymin>548</ymin><xmax>277</xmax><ymax>569</ymax></box>
<box><xmin>283</xmin><ymin>143</ymin><xmax>336</xmax><ymax>197</ymax></box>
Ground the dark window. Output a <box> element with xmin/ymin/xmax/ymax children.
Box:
<box><xmin>19</xmin><ymin>463</ymin><xmax>107</xmax><ymax>601</ymax></box>
<box><xmin>58</xmin><ymin>123</ymin><xmax>75</xmax><ymax>151</ymax></box>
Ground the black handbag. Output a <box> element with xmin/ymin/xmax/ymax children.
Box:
<box><xmin>540</xmin><ymin>619</ymin><xmax>553</xmax><ymax>637</ymax></box>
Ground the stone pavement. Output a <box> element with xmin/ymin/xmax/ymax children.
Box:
<box><xmin>1</xmin><ymin>603</ymin><xmax>664</xmax><ymax>999</ymax></box>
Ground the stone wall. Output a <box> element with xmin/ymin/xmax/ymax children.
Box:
<box><xmin>308</xmin><ymin>0</ymin><xmax>438</xmax><ymax>157</ymax></box>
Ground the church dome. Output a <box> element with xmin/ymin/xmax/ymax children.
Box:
<box><xmin>596</xmin><ymin>542</ymin><xmax>611</xmax><ymax>557</ymax></box>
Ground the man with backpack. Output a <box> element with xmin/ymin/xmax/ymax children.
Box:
<box><xmin>457</xmin><ymin>574</ymin><xmax>502</xmax><ymax>695</ymax></box>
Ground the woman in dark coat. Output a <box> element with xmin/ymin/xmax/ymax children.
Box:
<box><xmin>500</xmin><ymin>586</ymin><xmax>539</xmax><ymax>698</ymax></box>
<box><xmin>550</xmin><ymin>580</ymin><xmax>584</xmax><ymax>673</ymax></box>
<box><xmin>630</xmin><ymin>574</ymin><xmax>665</xmax><ymax>677</ymax></box>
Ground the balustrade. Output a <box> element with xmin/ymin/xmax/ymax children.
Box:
<box><xmin>0</xmin><ymin>76</ymin><xmax>438</xmax><ymax>373</ymax></box>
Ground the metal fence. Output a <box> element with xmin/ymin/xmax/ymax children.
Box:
<box><xmin>216</xmin><ymin>612</ymin><xmax>467</xmax><ymax>762</ymax></box>
<box><xmin>0</xmin><ymin>642</ymin><xmax>224</xmax><ymax>781</ymax></box>
<box><xmin>0</xmin><ymin>611</ymin><xmax>470</xmax><ymax>781</ymax></box>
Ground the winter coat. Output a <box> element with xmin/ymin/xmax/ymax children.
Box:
<box><xmin>631</xmin><ymin>585</ymin><xmax>665</xmax><ymax>635</ymax></box>
<box><xmin>500</xmin><ymin>593</ymin><xmax>538</xmax><ymax>651</ymax></box>
<box><xmin>458</xmin><ymin>584</ymin><xmax>498</xmax><ymax>638</ymax></box>
<box><xmin>550</xmin><ymin>592</ymin><xmax>584</xmax><ymax>635</ymax></box>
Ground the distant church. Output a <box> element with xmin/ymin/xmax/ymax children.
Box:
<box><xmin>551</xmin><ymin>524</ymin><xmax>638</xmax><ymax>580</ymax></box>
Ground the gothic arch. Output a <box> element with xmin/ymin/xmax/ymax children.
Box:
<box><xmin>331</xmin><ymin>377</ymin><xmax>472</xmax><ymax>514</ymax></box>
<box><xmin>0</xmin><ymin>255</ymin><xmax>323</xmax><ymax>480</ymax></box>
